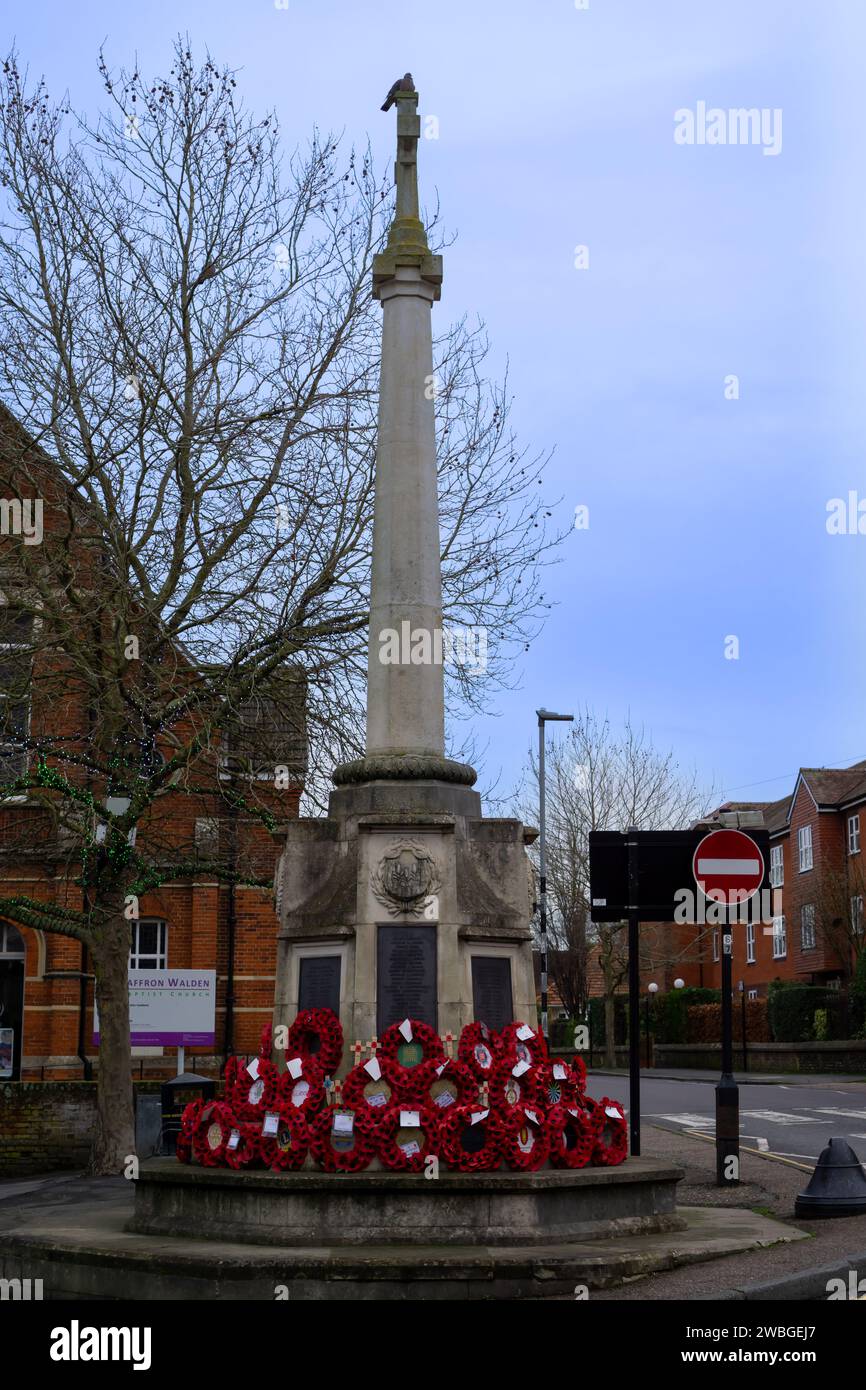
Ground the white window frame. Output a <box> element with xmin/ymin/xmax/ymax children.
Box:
<box><xmin>798</xmin><ymin>825</ymin><xmax>813</xmax><ymax>873</ymax></box>
<box><xmin>772</xmin><ymin>915</ymin><xmax>787</xmax><ymax>959</ymax></box>
<box><xmin>852</xmin><ymin>895</ymin><xmax>864</xmax><ymax>938</ymax></box>
<box><xmin>129</xmin><ymin>918</ymin><xmax>168</xmax><ymax>970</ymax></box>
<box><xmin>770</xmin><ymin>843</ymin><xmax>784</xmax><ymax>888</ymax></box>
<box><xmin>747</xmin><ymin>988</ymin><xmax>758</xmax><ymax>1001</ymax></box>
<box><xmin>801</xmin><ymin>903</ymin><xmax>816</xmax><ymax>951</ymax></box>
<box><xmin>848</xmin><ymin>814</ymin><xmax>861</xmax><ymax>856</ymax></box>
<box><xmin>746</xmin><ymin>921</ymin><xmax>756</xmax><ymax>964</ymax></box>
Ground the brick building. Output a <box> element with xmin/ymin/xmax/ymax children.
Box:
<box><xmin>0</xmin><ymin>405</ymin><xmax>305</xmax><ymax>1081</ymax></box>
<box><xmin>585</xmin><ymin>760</ymin><xmax>866</xmax><ymax>1006</ymax></box>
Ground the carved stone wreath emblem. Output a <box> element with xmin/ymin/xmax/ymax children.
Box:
<box><xmin>371</xmin><ymin>839</ymin><xmax>440</xmax><ymax>917</ymax></box>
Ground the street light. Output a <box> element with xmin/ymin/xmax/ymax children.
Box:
<box><xmin>646</xmin><ymin>982</ymin><xmax>658</xmax><ymax>1068</ymax></box>
<box><xmin>537</xmin><ymin>708</ymin><xmax>574</xmax><ymax>1042</ymax></box>
<box><xmin>673</xmin><ymin>978</ymin><xmax>684</xmax><ymax>990</ymax></box>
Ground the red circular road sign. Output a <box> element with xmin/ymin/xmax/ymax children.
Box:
<box><xmin>692</xmin><ymin>828</ymin><xmax>765</xmax><ymax>904</ymax></box>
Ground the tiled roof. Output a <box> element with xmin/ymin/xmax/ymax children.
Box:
<box><xmin>799</xmin><ymin>762</ymin><xmax>866</xmax><ymax>808</ymax></box>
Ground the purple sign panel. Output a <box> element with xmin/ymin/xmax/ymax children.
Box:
<box><xmin>93</xmin><ymin>970</ymin><xmax>216</xmax><ymax>1046</ymax></box>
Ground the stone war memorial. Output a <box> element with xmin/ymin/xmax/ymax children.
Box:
<box><xmin>0</xmin><ymin>78</ymin><xmax>801</xmax><ymax>1304</ymax></box>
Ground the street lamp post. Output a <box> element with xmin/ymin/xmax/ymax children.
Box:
<box><xmin>646</xmin><ymin>982</ymin><xmax>658</xmax><ymax>1068</ymax></box>
<box><xmin>716</xmin><ymin>920</ymin><xmax>739</xmax><ymax>1186</ymax></box>
<box><xmin>537</xmin><ymin>708</ymin><xmax>574</xmax><ymax>1043</ymax></box>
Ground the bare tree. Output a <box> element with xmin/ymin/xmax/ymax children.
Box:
<box><xmin>519</xmin><ymin>710</ymin><xmax>713</xmax><ymax>1064</ymax></box>
<box><xmin>0</xmin><ymin>43</ymin><xmax>562</xmax><ymax>1171</ymax></box>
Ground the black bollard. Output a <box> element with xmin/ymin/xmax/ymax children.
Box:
<box><xmin>795</xmin><ymin>1137</ymin><xmax>866</xmax><ymax>1218</ymax></box>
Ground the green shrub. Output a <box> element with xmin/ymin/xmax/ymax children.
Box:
<box><xmin>851</xmin><ymin>953</ymin><xmax>866</xmax><ymax>1037</ymax></box>
<box><xmin>813</xmin><ymin>1008</ymin><xmax>829</xmax><ymax>1042</ymax></box>
<box><xmin>768</xmin><ymin>985</ymin><xmax>845</xmax><ymax>1042</ymax></box>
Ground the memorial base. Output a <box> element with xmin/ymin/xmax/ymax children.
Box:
<box><xmin>129</xmin><ymin>1158</ymin><xmax>684</xmax><ymax>1247</ymax></box>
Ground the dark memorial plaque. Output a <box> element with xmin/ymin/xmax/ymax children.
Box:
<box><xmin>377</xmin><ymin>926</ymin><xmax>437</xmax><ymax>1035</ymax></box>
<box><xmin>471</xmin><ymin>956</ymin><xmax>513</xmax><ymax>1032</ymax></box>
<box><xmin>298</xmin><ymin>956</ymin><xmax>341</xmax><ymax>1017</ymax></box>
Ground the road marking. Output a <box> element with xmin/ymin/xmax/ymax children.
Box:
<box><xmin>806</xmin><ymin>1108</ymin><xmax>866</xmax><ymax>1121</ymax></box>
<box><xmin>741</xmin><ymin>1109</ymin><xmax>825</xmax><ymax>1125</ymax></box>
<box><xmin>649</xmin><ymin>1113</ymin><xmax>716</xmax><ymax>1129</ymax></box>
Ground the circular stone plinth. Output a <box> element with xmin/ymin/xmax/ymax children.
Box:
<box><xmin>130</xmin><ymin>1158</ymin><xmax>684</xmax><ymax>1248</ymax></box>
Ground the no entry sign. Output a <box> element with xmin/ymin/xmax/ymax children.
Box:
<box><xmin>692</xmin><ymin>828</ymin><xmax>765</xmax><ymax>905</ymax></box>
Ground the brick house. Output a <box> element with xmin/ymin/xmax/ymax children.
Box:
<box><xmin>0</xmin><ymin>405</ymin><xmax>305</xmax><ymax>1081</ymax></box>
<box><xmin>585</xmin><ymin>761</ymin><xmax>866</xmax><ymax>1008</ymax></box>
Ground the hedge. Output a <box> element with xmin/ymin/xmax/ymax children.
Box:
<box><xmin>685</xmin><ymin>999</ymin><xmax>770</xmax><ymax>1044</ymax></box>
<box><xmin>767</xmin><ymin>983</ymin><xmax>849</xmax><ymax>1043</ymax></box>
<box><xmin>652</xmin><ymin>988</ymin><xmax>720</xmax><ymax>1044</ymax></box>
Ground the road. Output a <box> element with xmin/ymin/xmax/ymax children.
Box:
<box><xmin>585</xmin><ymin>1073</ymin><xmax>866</xmax><ymax>1166</ymax></box>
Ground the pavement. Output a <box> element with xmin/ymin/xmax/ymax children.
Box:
<box><xmin>588</xmin><ymin>1123</ymin><xmax>866</xmax><ymax>1300</ymax></box>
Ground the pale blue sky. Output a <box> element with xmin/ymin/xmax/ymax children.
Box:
<box><xmin>5</xmin><ymin>0</ymin><xmax>865</xmax><ymax>806</ymax></box>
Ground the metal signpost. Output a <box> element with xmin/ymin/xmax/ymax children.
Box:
<box><xmin>589</xmin><ymin>821</ymin><xmax>770</xmax><ymax>1179</ymax></box>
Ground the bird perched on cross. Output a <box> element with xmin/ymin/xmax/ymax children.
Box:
<box><xmin>381</xmin><ymin>73</ymin><xmax>414</xmax><ymax>111</ymax></box>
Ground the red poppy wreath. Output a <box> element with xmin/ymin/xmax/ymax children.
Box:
<box><xmin>287</xmin><ymin>1007</ymin><xmax>343</xmax><ymax>1076</ymax></box>
<box><xmin>585</xmin><ymin>1096</ymin><xmax>628</xmax><ymax>1166</ymax></box>
<box><xmin>257</xmin><ymin>1104</ymin><xmax>310</xmax><ymax>1172</ymax></box>
<box><xmin>375</xmin><ymin>1102</ymin><xmax>441</xmax><ymax>1173</ymax></box>
<box><xmin>438</xmin><ymin>1103</ymin><xmax>504</xmax><ymax>1173</ymax></box>
<box><xmin>378</xmin><ymin>1018</ymin><xmax>443</xmax><ymax>1077</ymax></box>
<box><xmin>536</xmin><ymin>1059</ymin><xmax>580</xmax><ymax>1111</ymax></box>
<box><xmin>224</xmin><ymin>1119</ymin><xmax>261</xmax><ymax>1171</ymax></box>
<box><xmin>499</xmin><ymin>1020</ymin><xmax>548</xmax><ymax>1068</ymax></box>
<box><xmin>489</xmin><ymin>1054</ymin><xmax>540</xmax><ymax>1116</ymax></box>
<box><xmin>310</xmin><ymin>1104</ymin><xmax>378</xmax><ymax>1173</ymax></box>
<box><xmin>278</xmin><ymin>1054</ymin><xmax>326</xmax><ymax>1117</ymax></box>
<box><xmin>409</xmin><ymin>1056</ymin><xmax>478</xmax><ymax>1113</ymax></box>
<box><xmin>192</xmin><ymin>1101</ymin><xmax>243</xmax><ymax>1167</ymax></box>
<box><xmin>227</xmin><ymin>1054</ymin><xmax>280</xmax><ymax>1119</ymax></box>
<box><xmin>547</xmin><ymin>1103</ymin><xmax>598</xmax><ymax>1170</ymax></box>
<box><xmin>340</xmin><ymin>1056</ymin><xmax>402</xmax><ymax>1114</ymax></box>
<box><xmin>457</xmin><ymin>1022</ymin><xmax>501</xmax><ymax>1080</ymax></box>
<box><xmin>498</xmin><ymin>1104</ymin><xmax>550</xmax><ymax>1172</ymax></box>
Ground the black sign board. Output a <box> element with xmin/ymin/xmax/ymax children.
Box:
<box><xmin>377</xmin><ymin>925</ymin><xmax>437</xmax><ymax>1036</ymax></box>
<box><xmin>588</xmin><ymin>828</ymin><xmax>771</xmax><ymax>923</ymax></box>
<box><xmin>471</xmin><ymin>956</ymin><xmax>513</xmax><ymax>1031</ymax></box>
<box><xmin>298</xmin><ymin>956</ymin><xmax>341</xmax><ymax>1017</ymax></box>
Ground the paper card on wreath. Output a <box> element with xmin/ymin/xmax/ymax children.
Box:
<box><xmin>333</xmin><ymin>1113</ymin><xmax>354</xmax><ymax>1135</ymax></box>
<box><xmin>399</xmin><ymin>1018</ymin><xmax>413</xmax><ymax>1043</ymax></box>
<box><xmin>402</xmin><ymin>1110</ymin><xmax>421</xmax><ymax>1127</ymax></box>
<box><xmin>263</xmin><ymin>1112</ymin><xmax>279</xmax><ymax>1136</ymax></box>
<box><xmin>470</xmin><ymin>1109</ymin><xmax>489</xmax><ymax>1125</ymax></box>
<box><xmin>516</xmin><ymin>1024</ymin><xmax>534</xmax><ymax>1042</ymax></box>
<box><xmin>246</xmin><ymin>1057</ymin><xmax>260</xmax><ymax>1080</ymax></box>
<box><xmin>287</xmin><ymin>1056</ymin><xmax>303</xmax><ymax>1080</ymax></box>
<box><xmin>364</xmin><ymin>1057</ymin><xmax>382</xmax><ymax>1081</ymax></box>
<box><xmin>512</xmin><ymin>1059</ymin><xmax>531</xmax><ymax>1077</ymax></box>
<box><xmin>553</xmin><ymin>1063</ymin><xmax>567</xmax><ymax>1080</ymax></box>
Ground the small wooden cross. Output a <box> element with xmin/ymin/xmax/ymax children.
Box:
<box><xmin>350</xmin><ymin>1039</ymin><xmax>365</xmax><ymax>1066</ymax></box>
<box><xmin>442</xmin><ymin>1031</ymin><xmax>455</xmax><ymax>1059</ymax></box>
<box><xmin>331</xmin><ymin>1078</ymin><xmax>343</xmax><ymax>1107</ymax></box>
<box><xmin>479</xmin><ymin>1081</ymin><xmax>489</xmax><ymax>1108</ymax></box>
<box><xmin>366</xmin><ymin>1036</ymin><xmax>380</xmax><ymax>1057</ymax></box>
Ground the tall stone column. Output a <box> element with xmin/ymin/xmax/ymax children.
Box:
<box><xmin>273</xmin><ymin>80</ymin><xmax>538</xmax><ymax>1060</ymax></box>
<box><xmin>335</xmin><ymin>80</ymin><xmax>472</xmax><ymax>790</ymax></box>
<box><xmin>366</xmin><ymin>265</ymin><xmax>443</xmax><ymax>760</ymax></box>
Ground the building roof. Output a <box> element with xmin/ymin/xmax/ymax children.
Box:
<box><xmin>798</xmin><ymin>762</ymin><xmax>866</xmax><ymax>809</ymax></box>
